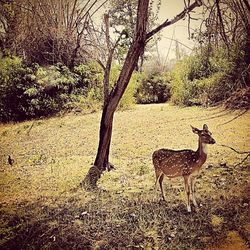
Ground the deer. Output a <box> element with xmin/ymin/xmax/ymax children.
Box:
<box><xmin>152</xmin><ymin>124</ymin><xmax>215</xmax><ymax>212</ymax></box>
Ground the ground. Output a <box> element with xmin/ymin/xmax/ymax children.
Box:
<box><xmin>0</xmin><ymin>104</ymin><xmax>249</xmax><ymax>249</ymax></box>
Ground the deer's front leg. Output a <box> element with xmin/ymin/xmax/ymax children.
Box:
<box><xmin>190</xmin><ymin>176</ymin><xmax>198</xmax><ymax>207</ymax></box>
<box><xmin>184</xmin><ymin>175</ymin><xmax>191</xmax><ymax>212</ymax></box>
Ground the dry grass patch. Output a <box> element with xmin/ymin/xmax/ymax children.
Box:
<box><xmin>0</xmin><ymin>104</ymin><xmax>249</xmax><ymax>249</ymax></box>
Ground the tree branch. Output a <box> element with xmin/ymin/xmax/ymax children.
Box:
<box><xmin>217</xmin><ymin>144</ymin><xmax>250</xmax><ymax>155</ymax></box>
<box><xmin>215</xmin><ymin>0</ymin><xmax>230</xmax><ymax>50</ymax></box>
<box><xmin>146</xmin><ymin>0</ymin><xmax>202</xmax><ymax>40</ymax></box>
<box><xmin>242</xmin><ymin>0</ymin><xmax>250</xmax><ymax>13</ymax></box>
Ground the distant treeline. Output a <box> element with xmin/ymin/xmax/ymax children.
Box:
<box><xmin>0</xmin><ymin>41</ymin><xmax>249</xmax><ymax>123</ymax></box>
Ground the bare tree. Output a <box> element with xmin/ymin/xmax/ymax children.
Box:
<box><xmin>82</xmin><ymin>0</ymin><xmax>203</xmax><ymax>189</ymax></box>
<box><xmin>0</xmin><ymin>0</ymin><xmax>108</xmax><ymax>67</ymax></box>
<box><xmin>197</xmin><ymin>0</ymin><xmax>250</xmax><ymax>52</ymax></box>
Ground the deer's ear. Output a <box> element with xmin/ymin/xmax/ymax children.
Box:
<box><xmin>191</xmin><ymin>125</ymin><xmax>199</xmax><ymax>134</ymax></box>
<box><xmin>203</xmin><ymin>124</ymin><xmax>208</xmax><ymax>131</ymax></box>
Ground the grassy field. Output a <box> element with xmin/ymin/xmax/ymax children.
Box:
<box><xmin>0</xmin><ymin>104</ymin><xmax>249</xmax><ymax>249</ymax></box>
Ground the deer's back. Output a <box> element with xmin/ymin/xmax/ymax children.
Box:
<box><xmin>152</xmin><ymin>148</ymin><xmax>201</xmax><ymax>177</ymax></box>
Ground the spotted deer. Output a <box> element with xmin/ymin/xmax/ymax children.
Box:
<box><xmin>152</xmin><ymin>124</ymin><xmax>215</xmax><ymax>212</ymax></box>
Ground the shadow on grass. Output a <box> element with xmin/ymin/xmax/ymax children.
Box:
<box><xmin>1</xmin><ymin>188</ymin><xmax>249</xmax><ymax>250</ymax></box>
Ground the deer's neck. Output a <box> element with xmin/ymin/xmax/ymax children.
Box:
<box><xmin>197</xmin><ymin>138</ymin><xmax>207</xmax><ymax>162</ymax></box>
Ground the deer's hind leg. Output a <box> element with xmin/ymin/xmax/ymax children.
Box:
<box><xmin>158</xmin><ymin>174</ymin><xmax>165</xmax><ymax>201</ymax></box>
<box><xmin>154</xmin><ymin>168</ymin><xmax>165</xmax><ymax>201</ymax></box>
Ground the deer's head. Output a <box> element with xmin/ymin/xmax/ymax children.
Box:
<box><xmin>191</xmin><ymin>124</ymin><xmax>216</xmax><ymax>144</ymax></box>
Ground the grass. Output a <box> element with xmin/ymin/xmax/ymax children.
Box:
<box><xmin>0</xmin><ymin>104</ymin><xmax>249</xmax><ymax>249</ymax></box>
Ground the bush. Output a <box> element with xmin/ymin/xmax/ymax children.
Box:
<box><xmin>74</xmin><ymin>61</ymin><xmax>103</xmax><ymax>100</ymax></box>
<box><xmin>0</xmin><ymin>58</ymin><xmax>81</xmax><ymax>122</ymax></box>
<box><xmin>135</xmin><ymin>71</ymin><xmax>171</xmax><ymax>104</ymax></box>
<box><xmin>119</xmin><ymin>72</ymin><xmax>137</xmax><ymax>110</ymax></box>
<box><xmin>105</xmin><ymin>64</ymin><xmax>136</xmax><ymax>110</ymax></box>
<box><xmin>0</xmin><ymin>57</ymin><xmax>41</xmax><ymax>121</ymax></box>
<box><xmin>0</xmin><ymin>58</ymin><xmax>137</xmax><ymax>122</ymax></box>
<box><xmin>169</xmin><ymin>47</ymin><xmax>245</xmax><ymax>107</ymax></box>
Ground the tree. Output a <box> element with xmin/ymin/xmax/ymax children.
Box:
<box><xmin>195</xmin><ymin>0</ymin><xmax>250</xmax><ymax>55</ymax></box>
<box><xmin>82</xmin><ymin>0</ymin><xmax>203</xmax><ymax>189</ymax></box>
<box><xmin>193</xmin><ymin>0</ymin><xmax>250</xmax><ymax>90</ymax></box>
<box><xmin>0</xmin><ymin>0</ymin><xmax>108</xmax><ymax>68</ymax></box>
<box><xmin>108</xmin><ymin>0</ymin><xmax>161</xmax><ymax>68</ymax></box>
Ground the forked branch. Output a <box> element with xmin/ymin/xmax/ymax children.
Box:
<box><xmin>217</xmin><ymin>144</ymin><xmax>250</xmax><ymax>167</ymax></box>
<box><xmin>146</xmin><ymin>0</ymin><xmax>202</xmax><ymax>40</ymax></box>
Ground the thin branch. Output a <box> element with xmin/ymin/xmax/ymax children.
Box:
<box><xmin>146</xmin><ymin>0</ymin><xmax>202</xmax><ymax>40</ymax></box>
<box><xmin>235</xmin><ymin>154</ymin><xmax>250</xmax><ymax>167</ymax></box>
<box><xmin>217</xmin><ymin>143</ymin><xmax>250</xmax><ymax>167</ymax></box>
<box><xmin>217</xmin><ymin>144</ymin><xmax>250</xmax><ymax>155</ymax></box>
<box><xmin>217</xmin><ymin>109</ymin><xmax>249</xmax><ymax>126</ymax></box>
<box><xmin>162</xmin><ymin>36</ymin><xmax>193</xmax><ymax>50</ymax></box>
<box><xmin>215</xmin><ymin>0</ymin><xmax>230</xmax><ymax>50</ymax></box>
<box><xmin>69</xmin><ymin>0</ymin><xmax>78</xmax><ymax>28</ymax></box>
<box><xmin>162</xmin><ymin>29</ymin><xmax>175</xmax><ymax>70</ymax></box>
<box><xmin>90</xmin><ymin>0</ymin><xmax>109</xmax><ymax>18</ymax></box>
<box><xmin>242</xmin><ymin>0</ymin><xmax>250</xmax><ymax>12</ymax></box>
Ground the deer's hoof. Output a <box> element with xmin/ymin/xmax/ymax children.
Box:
<box><xmin>193</xmin><ymin>201</ymin><xmax>198</xmax><ymax>207</ymax></box>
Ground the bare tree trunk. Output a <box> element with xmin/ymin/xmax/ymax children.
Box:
<box><xmin>81</xmin><ymin>0</ymin><xmax>150</xmax><ymax>189</ymax></box>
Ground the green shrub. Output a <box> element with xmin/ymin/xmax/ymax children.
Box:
<box><xmin>0</xmin><ymin>58</ymin><xmax>137</xmax><ymax>122</ymax></box>
<box><xmin>135</xmin><ymin>71</ymin><xmax>171</xmax><ymax>104</ymax></box>
<box><xmin>169</xmin><ymin>48</ymin><xmax>241</xmax><ymax>106</ymax></box>
<box><xmin>0</xmin><ymin>57</ymin><xmax>41</xmax><ymax>121</ymax></box>
<box><xmin>0</xmin><ymin>58</ymin><xmax>80</xmax><ymax>122</ymax></box>
<box><xmin>74</xmin><ymin>61</ymin><xmax>103</xmax><ymax>100</ymax></box>
<box><xmin>118</xmin><ymin>72</ymin><xmax>137</xmax><ymax>110</ymax></box>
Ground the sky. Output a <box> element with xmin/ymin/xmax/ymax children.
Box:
<box><xmin>152</xmin><ymin>0</ymin><xmax>203</xmax><ymax>62</ymax></box>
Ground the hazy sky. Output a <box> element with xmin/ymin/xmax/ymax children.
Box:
<box><xmin>153</xmin><ymin>0</ymin><xmax>203</xmax><ymax>62</ymax></box>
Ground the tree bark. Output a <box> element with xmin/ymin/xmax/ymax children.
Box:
<box><xmin>82</xmin><ymin>0</ymin><xmax>150</xmax><ymax>189</ymax></box>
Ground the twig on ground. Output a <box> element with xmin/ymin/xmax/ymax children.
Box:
<box><xmin>217</xmin><ymin>144</ymin><xmax>250</xmax><ymax>167</ymax></box>
<box><xmin>217</xmin><ymin>109</ymin><xmax>248</xmax><ymax>127</ymax></box>
<box><xmin>217</xmin><ymin>144</ymin><xmax>250</xmax><ymax>154</ymax></box>
<box><xmin>27</xmin><ymin>121</ymin><xmax>35</xmax><ymax>136</ymax></box>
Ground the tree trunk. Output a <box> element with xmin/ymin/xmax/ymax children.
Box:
<box><xmin>81</xmin><ymin>0</ymin><xmax>150</xmax><ymax>189</ymax></box>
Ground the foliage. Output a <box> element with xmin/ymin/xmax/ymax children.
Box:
<box><xmin>188</xmin><ymin>0</ymin><xmax>250</xmax><ymax>108</ymax></box>
<box><xmin>119</xmin><ymin>72</ymin><xmax>137</xmax><ymax>110</ymax></box>
<box><xmin>170</xmin><ymin>45</ymin><xmax>249</xmax><ymax>107</ymax></box>
<box><xmin>0</xmin><ymin>57</ymin><xmax>42</xmax><ymax>121</ymax></box>
<box><xmin>135</xmin><ymin>71</ymin><xmax>171</xmax><ymax>104</ymax></box>
<box><xmin>74</xmin><ymin>61</ymin><xmax>103</xmax><ymax>100</ymax></box>
<box><xmin>0</xmin><ymin>57</ymin><xmax>139</xmax><ymax>122</ymax></box>
<box><xmin>0</xmin><ymin>57</ymin><xmax>106</xmax><ymax>122</ymax></box>
<box><xmin>108</xmin><ymin>0</ymin><xmax>161</xmax><ymax>62</ymax></box>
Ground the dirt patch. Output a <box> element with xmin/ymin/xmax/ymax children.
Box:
<box><xmin>209</xmin><ymin>230</ymin><xmax>248</xmax><ymax>250</ymax></box>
